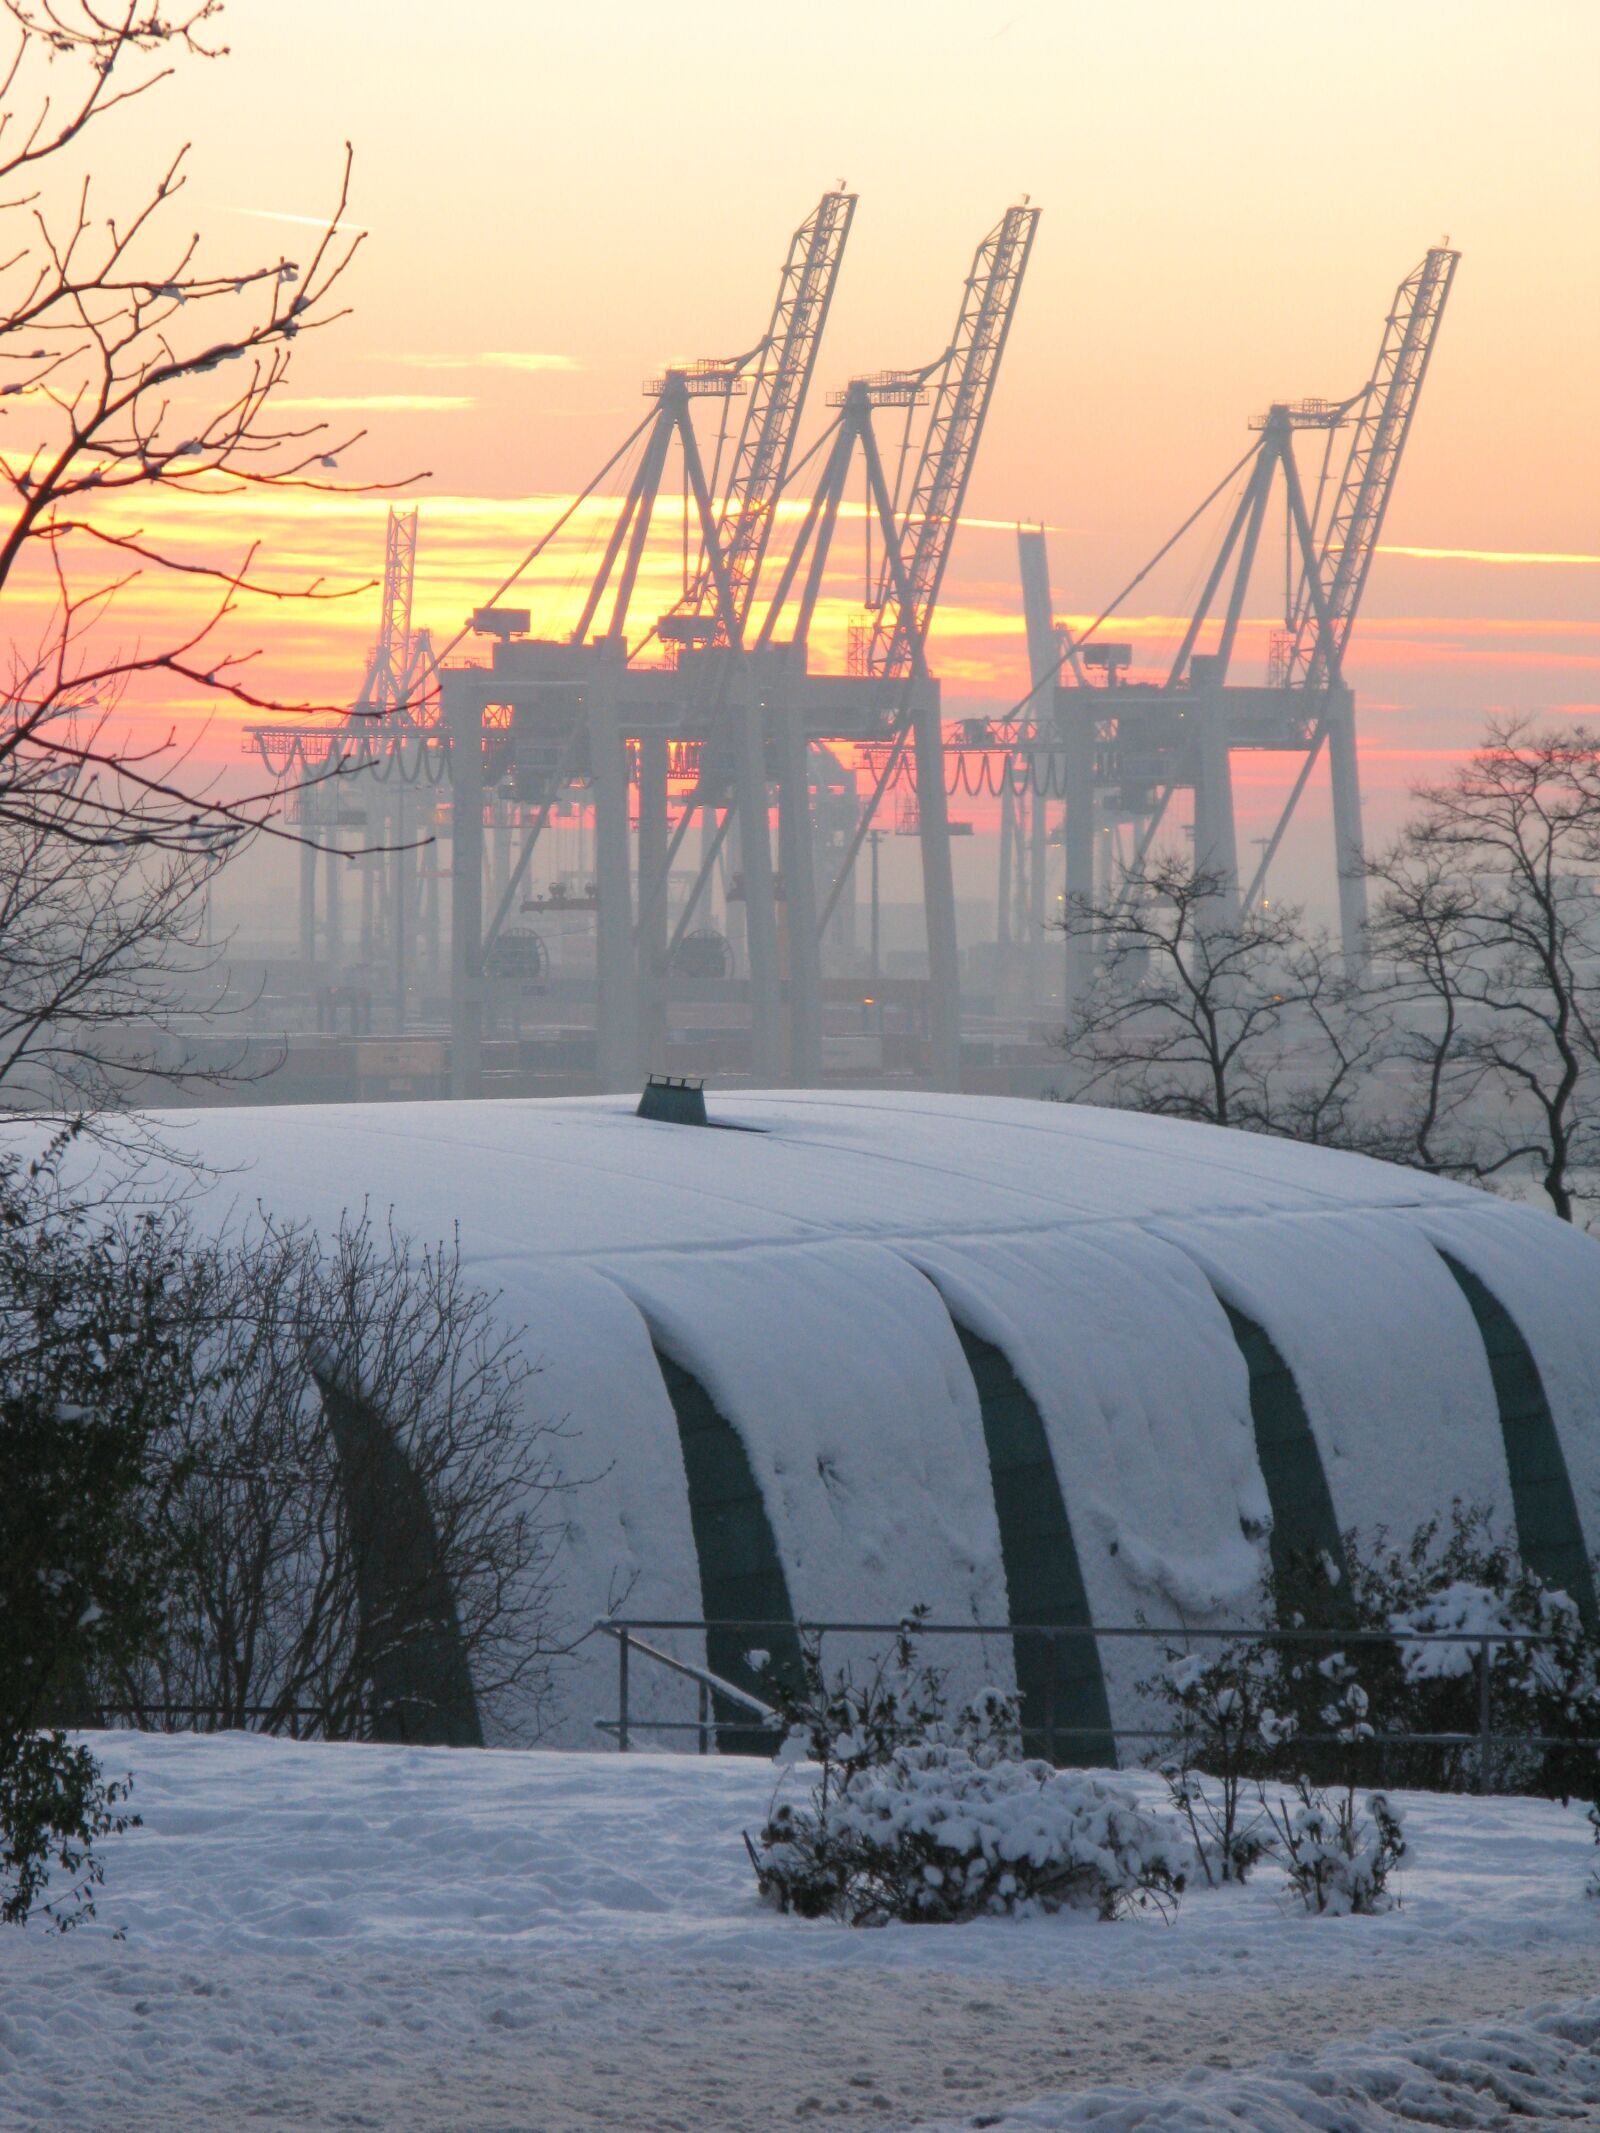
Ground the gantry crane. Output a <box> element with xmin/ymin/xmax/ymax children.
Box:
<box><xmin>997</xmin><ymin>523</ymin><xmax>1079</xmax><ymax>1001</ymax></box>
<box><xmin>691</xmin><ymin>188</ymin><xmax>858</xmax><ymax>642</ymax></box>
<box><xmin>353</xmin><ymin>506</ymin><xmax>418</xmax><ymax>720</ymax></box>
<box><xmin>862</xmin><ymin>203</ymin><xmax>1038</xmax><ymax>680</ymax></box>
<box><xmin>1244</xmin><ymin>244</ymin><xmax>1460</xmax><ymax>916</ymax></box>
<box><xmin>630</xmin><ymin>190</ymin><xmax>857</xmax><ymax>1074</ymax></box>
<box><xmin>994</xmin><ymin>244</ymin><xmax>1457</xmax><ymax>1003</ymax></box>
<box><xmin>444</xmin><ymin>192</ymin><xmax>859</xmax><ymax>1094</ymax></box>
<box><xmin>441</xmin><ymin>197</ymin><xmax>1037</xmax><ymax>1096</ymax></box>
<box><xmin>751</xmin><ymin>201</ymin><xmax>1040</xmax><ymax>1082</ymax></box>
<box><xmin>252</xmin><ymin>505</ymin><xmax>443</xmax><ymax>1013</ymax></box>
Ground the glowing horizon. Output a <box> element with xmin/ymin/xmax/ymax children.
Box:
<box><xmin>6</xmin><ymin>0</ymin><xmax>1594</xmax><ymax>921</ymax></box>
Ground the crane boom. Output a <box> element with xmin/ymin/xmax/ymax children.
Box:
<box><xmin>715</xmin><ymin>189</ymin><xmax>854</xmax><ymax>635</ymax></box>
<box><xmin>868</xmin><ymin>202</ymin><xmax>1039</xmax><ymax>679</ymax></box>
<box><xmin>1290</xmin><ymin>245</ymin><xmax>1459</xmax><ymax>686</ymax></box>
<box><xmin>353</xmin><ymin>506</ymin><xmax>418</xmax><ymax>718</ymax></box>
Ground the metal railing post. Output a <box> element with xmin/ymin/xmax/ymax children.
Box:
<box><xmin>1477</xmin><ymin>1634</ymin><xmax>1492</xmax><ymax>1794</ymax></box>
<box><xmin>618</xmin><ymin>1627</ymin><xmax>631</xmax><ymax>1753</ymax></box>
<box><xmin>698</xmin><ymin>1677</ymin><xmax>710</xmax><ymax>1755</ymax></box>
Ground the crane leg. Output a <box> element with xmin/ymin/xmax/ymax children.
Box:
<box><xmin>391</xmin><ymin>780</ymin><xmax>408</xmax><ymax>1033</ymax></box>
<box><xmin>1191</xmin><ymin>693</ymin><xmax>1240</xmax><ymax>920</ymax></box>
<box><xmin>637</xmin><ymin>732</ymin><xmax>670</xmax><ymax>1070</ymax></box>
<box><xmin>736</xmin><ymin>675</ymin><xmax>784</xmax><ymax>1084</ymax></box>
<box><xmin>589</xmin><ymin>676</ymin><xmax>639</xmax><ymax>1092</ymax></box>
<box><xmin>914</xmin><ymin>694</ymin><xmax>962</xmax><ymax>1091</ymax></box>
<box><xmin>298</xmin><ymin>808</ymin><xmax>318</xmax><ymax>968</ymax></box>
<box><xmin>1326</xmin><ymin>689</ymin><xmax>1369</xmax><ymax>966</ymax></box>
<box><xmin>448</xmin><ymin>689</ymin><xmax>485</xmax><ymax>1099</ymax></box>
<box><xmin>1062</xmin><ymin>717</ymin><xmax>1096</xmax><ymax>1016</ymax></box>
<box><xmin>777</xmin><ymin>687</ymin><xmax>823</xmax><ymax>1086</ymax></box>
<box><xmin>997</xmin><ymin>777</ymin><xmax>1013</xmax><ymax>954</ymax></box>
<box><xmin>324</xmin><ymin>840</ymin><xmax>343</xmax><ymax>973</ymax></box>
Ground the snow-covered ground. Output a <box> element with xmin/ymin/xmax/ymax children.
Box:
<box><xmin>1</xmin><ymin>1735</ymin><xmax>1597</xmax><ymax>2132</ymax></box>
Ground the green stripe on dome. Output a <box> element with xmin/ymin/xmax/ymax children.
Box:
<box><xmin>1437</xmin><ymin>1251</ymin><xmax>1597</xmax><ymax>1628</ymax></box>
<box><xmin>1220</xmin><ymin>1302</ymin><xmax>1347</xmax><ymax>1598</ymax></box>
<box><xmin>955</xmin><ymin>1324</ymin><xmax>1116</xmax><ymax>1767</ymax></box>
<box><xmin>656</xmin><ymin>1350</ymin><xmax>801</xmax><ymax>1753</ymax></box>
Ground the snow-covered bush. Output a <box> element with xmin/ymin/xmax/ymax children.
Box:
<box><xmin>754</xmin><ymin>1747</ymin><xmax>1189</xmax><ymax>1925</ymax></box>
<box><xmin>750</xmin><ymin>1607</ymin><xmax>994</xmax><ymax>1809</ymax></box>
<box><xmin>1264</xmin><ymin>1778</ymin><xmax>1407</xmax><ymax>1916</ymax></box>
<box><xmin>1269</xmin><ymin>1504</ymin><xmax>1600</xmax><ymax>1799</ymax></box>
<box><xmin>748</xmin><ymin>1616</ymin><xmax>1190</xmax><ymax>1926</ymax></box>
<box><xmin>1140</xmin><ymin>1640</ymin><xmax>1291</xmax><ymax>1884</ymax></box>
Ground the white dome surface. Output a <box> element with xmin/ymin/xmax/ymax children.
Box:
<box><xmin>65</xmin><ymin>1091</ymin><xmax>1600</xmax><ymax>1750</ymax></box>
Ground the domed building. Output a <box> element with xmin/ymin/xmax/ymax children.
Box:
<box><xmin>102</xmin><ymin>1089</ymin><xmax>1600</xmax><ymax>1754</ymax></box>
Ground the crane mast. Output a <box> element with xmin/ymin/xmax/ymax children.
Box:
<box><xmin>1289</xmin><ymin>245</ymin><xmax>1459</xmax><ymax>686</ymax></box>
<box><xmin>868</xmin><ymin>203</ymin><xmax>1039</xmax><ymax>678</ymax></box>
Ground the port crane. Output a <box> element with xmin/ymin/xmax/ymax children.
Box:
<box><xmin>984</xmin><ymin>244</ymin><xmax>1458</xmax><ymax>1004</ymax></box>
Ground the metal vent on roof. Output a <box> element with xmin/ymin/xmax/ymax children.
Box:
<box><xmin>636</xmin><ymin>1073</ymin><xmax>708</xmax><ymax>1127</ymax></box>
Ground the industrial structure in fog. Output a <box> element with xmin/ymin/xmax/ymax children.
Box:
<box><xmin>972</xmin><ymin>246</ymin><xmax>1458</xmax><ymax>1008</ymax></box>
<box><xmin>251</xmin><ymin>191</ymin><xmax>1038</xmax><ymax>1093</ymax></box>
<box><xmin>246</xmin><ymin>226</ymin><xmax>1458</xmax><ymax>1097</ymax></box>
<box><xmin>444</xmin><ymin>193</ymin><xmax>1036</xmax><ymax>1097</ymax></box>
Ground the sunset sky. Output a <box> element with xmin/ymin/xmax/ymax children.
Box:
<box><xmin>33</xmin><ymin>0</ymin><xmax>1600</xmax><ymax>919</ymax></box>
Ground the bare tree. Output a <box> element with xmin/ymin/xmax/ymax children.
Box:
<box><xmin>1364</xmin><ymin>717</ymin><xmax>1600</xmax><ymax>1221</ymax></box>
<box><xmin>1054</xmin><ymin>855</ymin><xmax>1383</xmax><ymax>1143</ymax></box>
<box><xmin>111</xmin><ymin>1209</ymin><xmax>575</xmax><ymax>1745</ymax></box>
<box><xmin>1361</xmin><ymin>840</ymin><xmax>1480</xmax><ymax>1175</ymax></box>
<box><xmin>0</xmin><ymin>4</ymin><xmax>404</xmax><ymax>1125</ymax></box>
<box><xmin>0</xmin><ymin>788</ymin><xmax>240</xmax><ymax>1126</ymax></box>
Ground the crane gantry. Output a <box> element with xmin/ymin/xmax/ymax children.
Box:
<box><xmin>698</xmin><ymin>188</ymin><xmax>858</xmax><ymax>643</ymax></box>
<box><xmin>248</xmin><ymin>504</ymin><xmax>444</xmax><ymax>1021</ymax></box>
<box><xmin>250</xmin><ymin>196</ymin><xmax>1040</xmax><ymax>1090</ymax></box>
<box><xmin>865</xmin><ymin>202</ymin><xmax>1038</xmax><ymax>682</ymax></box>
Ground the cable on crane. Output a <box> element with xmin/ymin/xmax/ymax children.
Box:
<box><xmin>998</xmin><ymin>437</ymin><xmax>1261</xmax><ymax>730</ymax></box>
<box><xmin>628</xmin><ymin>409</ymin><xmax>848</xmax><ymax>672</ymax></box>
<box><xmin>434</xmin><ymin>406</ymin><xmax>660</xmax><ymax>666</ymax></box>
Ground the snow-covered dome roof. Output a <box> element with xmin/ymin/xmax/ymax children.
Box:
<box><xmin>96</xmin><ymin>1091</ymin><xmax>1600</xmax><ymax>1752</ymax></box>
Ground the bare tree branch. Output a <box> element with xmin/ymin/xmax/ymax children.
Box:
<box><xmin>0</xmin><ymin>5</ymin><xmax>423</xmax><ymax>1131</ymax></box>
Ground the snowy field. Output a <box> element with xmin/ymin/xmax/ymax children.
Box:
<box><xmin>1</xmin><ymin>1736</ymin><xmax>1598</xmax><ymax>2132</ymax></box>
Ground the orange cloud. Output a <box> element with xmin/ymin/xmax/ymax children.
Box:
<box><xmin>381</xmin><ymin>353</ymin><xmax>581</xmax><ymax>374</ymax></box>
<box><xmin>1378</xmin><ymin>545</ymin><xmax>1600</xmax><ymax>567</ymax></box>
<box><xmin>273</xmin><ymin>394</ymin><xmax>475</xmax><ymax>412</ymax></box>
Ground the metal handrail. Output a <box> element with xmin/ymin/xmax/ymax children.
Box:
<box><xmin>592</xmin><ymin>1615</ymin><xmax>1599</xmax><ymax>1791</ymax></box>
<box><xmin>597</xmin><ymin>1616</ymin><xmax>1565</xmax><ymax>1644</ymax></box>
<box><xmin>592</xmin><ymin>1620</ymin><xmax>776</xmax><ymax>1753</ymax></box>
